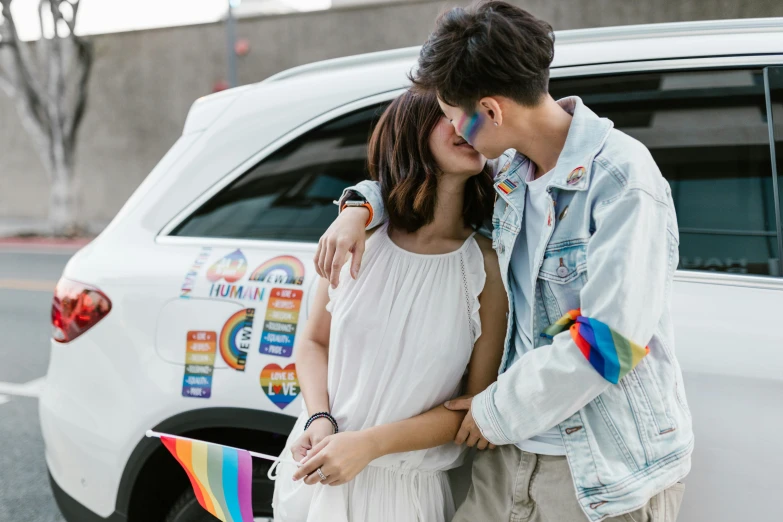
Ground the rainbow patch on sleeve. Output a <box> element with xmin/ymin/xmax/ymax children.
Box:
<box><xmin>249</xmin><ymin>255</ymin><xmax>305</xmax><ymax>285</ymax></box>
<box><xmin>219</xmin><ymin>309</ymin><xmax>255</xmax><ymax>371</ymax></box>
<box><xmin>542</xmin><ymin>309</ymin><xmax>649</xmax><ymax>384</ymax></box>
<box><xmin>161</xmin><ymin>436</ymin><xmax>254</xmax><ymax>522</ymax></box>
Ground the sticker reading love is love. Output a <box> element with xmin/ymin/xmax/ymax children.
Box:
<box><xmin>182</xmin><ymin>331</ymin><xmax>216</xmax><ymax>399</ymax></box>
<box><xmin>260</xmin><ymin>363</ymin><xmax>299</xmax><ymax>410</ymax></box>
<box><xmin>259</xmin><ymin>288</ymin><xmax>302</xmax><ymax>358</ymax></box>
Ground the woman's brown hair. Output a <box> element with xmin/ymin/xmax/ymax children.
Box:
<box><xmin>367</xmin><ymin>90</ymin><xmax>494</xmax><ymax>233</ymax></box>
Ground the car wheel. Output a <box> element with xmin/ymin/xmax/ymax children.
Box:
<box><xmin>164</xmin><ymin>459</ymin><xmax>275</xmax><ymax>522</ymax></box>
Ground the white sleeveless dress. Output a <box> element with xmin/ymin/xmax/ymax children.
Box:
<box><xmin>272</xmin><ymin>223</ymin><xmax>486</xmax><ymax>522</ymax></box>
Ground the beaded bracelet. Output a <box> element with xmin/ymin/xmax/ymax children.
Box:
<box><xmin>305</xmin><ymin>412</ymin><xmax>339</xmax><ymax>434</ymax></box>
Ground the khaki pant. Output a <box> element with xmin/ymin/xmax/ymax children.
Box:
<box><xmin>453</xmin><ymin>445</ymin><xmax>685</xmax><ymax>522</ymax></box>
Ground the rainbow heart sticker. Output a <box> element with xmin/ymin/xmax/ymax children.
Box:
<box><xmin>207</xmin><ymin>249</ymin><xmax>248</xmax><ymax>283</ymax></box>
<box><xmin>260</xmin><ymin>363</ymin><xmax>299</xmax><ymax>410</ymax></box>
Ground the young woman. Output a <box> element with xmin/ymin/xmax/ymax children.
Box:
<box><xmin>271</xmin><ymin>89</ymin><xmax>506</xmax><ymax>522</ymax></box>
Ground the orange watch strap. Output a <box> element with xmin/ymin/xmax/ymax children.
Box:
<box><xmin>340</xmin><ymin>202</ymin><xmax>373</xmax><ymax>228</ymax></box>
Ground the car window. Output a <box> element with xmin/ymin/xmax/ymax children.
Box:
<box><xmin>551</xmin><ymin>69</ymin><xmax>780</xmax><ymax>276</ymax></box>
<box><xmin>172</xmin><ymin>103</ymin><xmax>389</xmax><ymax>242</ymax></box>
<box><xmin>767</xmin><ymin>66</ymin><xmax>783</xmax><ymax>277</ymax></box>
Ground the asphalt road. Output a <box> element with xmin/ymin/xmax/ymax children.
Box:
<box><xmin>0</xmin><ymin>248</ymin><xmax>72</xmax><ymax>522</ymax></box>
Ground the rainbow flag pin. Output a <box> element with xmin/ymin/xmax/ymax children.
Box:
<box><xmin>146</xmin><ymin>430</ymin><xmax>297</xmax><ymax>522</ymax></box>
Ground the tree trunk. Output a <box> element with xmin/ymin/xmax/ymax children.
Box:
<box><xmin>0</xmin><ymin>0</ymin><xmax>92</xmax><ymax>237</ymax></box>
<box><xmin>48</xmin><ymin>152</ymin><xmax>79</xmax><ymax>236</ymax></box>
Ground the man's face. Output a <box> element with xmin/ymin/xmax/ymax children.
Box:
<box><xmin>437</xmin><ymin>96</ymin><xmax>506</xmax><ymax>160</ymax></box>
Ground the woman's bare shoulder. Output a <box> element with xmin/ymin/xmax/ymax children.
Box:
<box><xmin>474</xmin><ymin>234</ymin><xmax>494</xmax><ymax>257</ymax></box>
<box><xmin>473</xmin><ymin>234</ymin><xmax>501</xmax><ymax>281</ymax></box>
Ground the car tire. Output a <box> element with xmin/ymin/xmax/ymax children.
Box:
<box><xmin>164</xmin><ymin>459</ymin><xmax>275</xmax><ymax>522</ymax></box>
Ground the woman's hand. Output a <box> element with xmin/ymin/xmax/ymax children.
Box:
<box><xmin>446</xmin><ymin>396</ymin><xmax>496</xmax><ymax>450</ymax></box>
<box><xmin>290</xmin><ymin>418</ymin><xmax>335</xmax><ymax>462</ymax></box>
<box><xmin>292</xmin><ymin>431</ymin><xmax>379</xmax><ymax>486</ymax></box>
<box><xmin>315</xmin><ymin>207</ymin><xmax>368</xmax><ymax>288</ymax></box>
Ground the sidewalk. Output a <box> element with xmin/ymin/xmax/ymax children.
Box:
<box><xmin>0</xmin><ymin>236</ymin><xmax>92</xmax><ymax>252</ymax></box>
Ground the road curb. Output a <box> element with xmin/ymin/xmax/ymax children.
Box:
<box><xmin>0</xmin><ymin>237</ymin><xmax>92</xmax><ymax>251</ymax></box>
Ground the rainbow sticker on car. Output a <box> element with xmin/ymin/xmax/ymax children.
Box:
<box><xmin>219</xmin><ymin>308</ymin><xmax>255</xmax><ymax>371</ymax></box>
<box><xmin>183</xmin><ymin>331</ymin><xmax>217</xmax><ymax>399</ymax></box>
<box><xmin>249</xmin><ymin>256</ymin><xmax>305</xmax><ymax>286</ymax></box>
<box><xmin>260</xmin><ymin>363</ymin><xmax>299</xmax><ymax>410</ymax></box>
<box><xmin>207</xmin><ymin>249</ymin><xmax>248</xmax><ymax>283</ymax></box>
<box><xmin>260</xmin><ymin>288</ymin><xmax>302</xmax><ymax>358</ymax></box>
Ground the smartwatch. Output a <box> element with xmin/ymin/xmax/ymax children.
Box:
<box><xmin>340</xmin><ymin>195</ymin><xmax>373</xmax><ymax>227</ymax></box>
<box><xmin>343</xmin><ymin>199</ymin><xmax>369</xmax><ymax>208</ymax></box>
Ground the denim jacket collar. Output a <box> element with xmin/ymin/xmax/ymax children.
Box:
<box><xmin>494</xmin><ymin>96</ymin><xmax>614</xmax><ymax>196</ymax></box>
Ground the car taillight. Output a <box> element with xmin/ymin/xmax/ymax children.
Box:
<box><xmin>51</xmin><ymin>278</ymin><xmax>112</xmax><ymax>343</ymax></box>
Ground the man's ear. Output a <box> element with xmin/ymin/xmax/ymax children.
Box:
<box><xmin>480</xmin><ymin>97</ymin><xmax>503</xmax><ymax>127</ymax></box>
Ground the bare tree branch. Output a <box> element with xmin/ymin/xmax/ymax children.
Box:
<box><xmin>0</xmin><ymin>0</ymin><xmax>47</xmax><ymax>127</ymax></box>
<box><xmin>0</xmin><ymin>0</ymin><xmax>92</xmax><ymax>234</ymax></box>
<box><xmin>63</xmin><ymin>37</ymin><xmax>91</xmax><ymax>145</ymax></box>
<box><xmin>46</xmin><ymin>0</ymin><xmax>69</xmax><ymax>178</ymax></box>
<box><xmin>37</xmin><ymin>0</ymin><xmax>51</xmax><ymax>78</ymax></box>
<box><xmin>60</xmin><ymin>0</ymin><xmax>79</xmax><ymax>36</ymax></box>
<box><xmin>0</xmin><ymin>40</ymin><xmax>18</xmax><ymax>96</ymax></box>
<box><xmin>47</xmin><ymin>0</ymin><xmax>91</xmax><ymax>145</ymax></box>
<box><xmin>0</xmin><ymin>71</ymin><xmax>15</xmax><ymax>97</ymax></box>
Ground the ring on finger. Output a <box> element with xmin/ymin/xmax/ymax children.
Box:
<box><xmin>317</xmin><ymin>467</ymin><xmax>328</xmax><ymax>481</ymax></box>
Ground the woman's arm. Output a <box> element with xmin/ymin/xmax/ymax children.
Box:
<box><xmin>449</xmin><ymin>236</ymin><xmax>508</xmax><ymax>449</ymax></box>
<box><xmin>293</xmin><ymin>239</ymin><xmax>508</xmax><ymax>485</ymax></box>
<box><xmin>296</xmin><ymin>277</ymin><xmax>332</xmax><ymax>414</ymax></box>
<box><xmin>288</xmin><ymin>277</ymin><xmax>334</xmax><ymax>461</ymax></box>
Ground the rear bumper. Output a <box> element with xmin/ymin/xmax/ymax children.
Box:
<box><xmin>39</xmin><ymin>330</ymin><xmax>192</xmax><ymax>517</ymax></box>
<box><xmin>49</xmin><ymin>471</ymin><xmax>126</xmax><ymax>522</ymax></box>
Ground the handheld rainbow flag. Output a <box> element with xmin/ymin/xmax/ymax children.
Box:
<box><xmin>147</xmin><ymin>430</ymin><xmax>265</xmax><ymax>522</ymax></box>
<box><xmin>542</xmin><ymin>309</ymin><xmax>649</xmax><ymax>384</ymax></box>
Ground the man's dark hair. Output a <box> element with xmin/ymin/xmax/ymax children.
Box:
<box><xmin>411</xmin><ymin>0</ymin><xmax>555</xmax><ymax>111</ymax></box>
<box><xmin>367</xmin><ymin>89</ymin><xmax>493</xmax><ymax>233</ymax></box>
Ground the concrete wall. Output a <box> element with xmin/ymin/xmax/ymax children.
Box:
<box><xmin>1</xmin><ymin>0</ymin><xmax>782</xmax><ymax>234</ymax></box>
<box><xmin>332</xmin><ymin>0</ymin><xmax>421</xmax><ymax>6</ymax></box>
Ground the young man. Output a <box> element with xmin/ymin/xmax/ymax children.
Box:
<box><xmin>315</xmin><ymin>2</ymin><xmax>693</xmax><ymax>521</ymax></box>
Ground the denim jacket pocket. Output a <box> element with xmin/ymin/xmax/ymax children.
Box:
<box><xmin>537</xmin><ymin>243</ymin><xmax>588</xmax><ymax>319</ymax></box>
<box><xmin>539</xmin><ymin>242</ymin><xmax>588</xmax><ymax>282</ymax></box>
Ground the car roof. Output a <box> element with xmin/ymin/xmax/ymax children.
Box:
<box><xmin>264</xmin><ymin>17</ymin><xmax>783</xmax><ymax>84</ymax></box>
<box><xmin>149</xmin><ymin>17</ymin><xmax>782</xmax><ymax>239</ymax></box>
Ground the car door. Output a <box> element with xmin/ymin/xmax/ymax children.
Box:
<box><xmin>153</xmin><ymin>100</ymin><xmax>392</xmax><ymax>418</ymax></box>
<box><xmin>550</xmin><ymin>64</ymin><xmax>783</xmax><ymax>522</ymax></box>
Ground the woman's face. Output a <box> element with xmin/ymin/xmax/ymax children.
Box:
<box><xmin>428</xmin><ymin>115</ymin><xmax>487</xmax><ymax>178</ymax></box>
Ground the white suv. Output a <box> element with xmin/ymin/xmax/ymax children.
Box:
<box><xmin>42</xmin><ymin>18</ymin><xmax>783</xmax><ymax>522</ymax></box>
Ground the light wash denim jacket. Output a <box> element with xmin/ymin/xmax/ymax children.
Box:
<box><xmin>341</xmin><ymin>97</ymin><xmax>693</xmax><ymax>520</ymax></box>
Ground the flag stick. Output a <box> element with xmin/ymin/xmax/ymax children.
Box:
<box><xmin>146</xmin><ymin>429</ymin><xmax>300</xmax><ymax>466</ymax></box>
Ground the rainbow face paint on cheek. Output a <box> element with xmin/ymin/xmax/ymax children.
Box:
<box><xmin>456</xmin><ymin>111</ymin><xmax>483</xmax><ymax>145</ymax></box>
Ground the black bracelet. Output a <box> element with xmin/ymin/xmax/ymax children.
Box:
<box><xmin>305</xmin><ymin>412</ymin><xmax>339</xmax><ymax>434</ymax></box>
